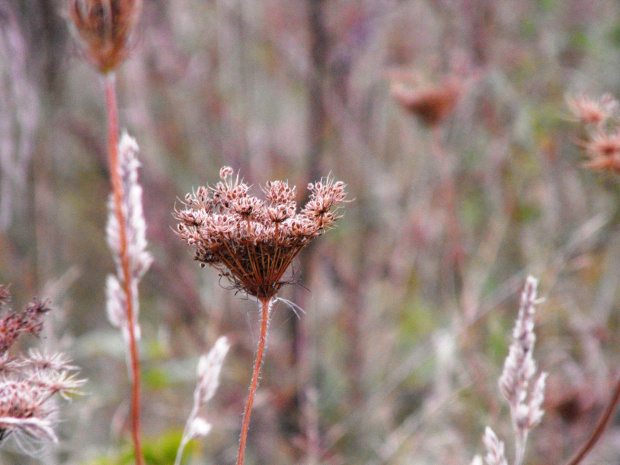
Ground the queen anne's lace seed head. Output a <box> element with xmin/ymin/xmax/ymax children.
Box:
<box><xmin>0</xmin><ymin>287</ymin><xmax>85</xmax><ymax>448</ymax></box>
<box><xmin>175</xmin><ymin>167</ymin><xmax>347</xmax><ymax>299</ymax></box>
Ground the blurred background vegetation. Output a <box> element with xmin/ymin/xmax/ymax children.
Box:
<box><xmin>1</xmin><ymin>0</ymin><xmax>620</xmax><ymax>464</ymax></box>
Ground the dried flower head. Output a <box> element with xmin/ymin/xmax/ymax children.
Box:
<box><xmin>580</xmin><ymin>131</ymin><xmax>620</xmax><ymax>173</ymax></box>
<box><xmin>0</xmin><ymin>285</ymin><xmax>10</xmax><ymax>305</ymax></box>
<box><xmin>68</xmin><ymin>0</ymin><xmax>142</xmax><ymax>73</ymax></box>
<box><xmin>0</xmin><ymin>288</ymin><xmax>85</xmax><ymax>450</ymax></box>
<box><xmin>390</xmin><ymin>76</ymin><xmax>463</xmax><ymax>126</ymax></box>
<box><xmin>567</xmin><ymin>93</ymin><xmax>618</xmax><ymax>127</ymax></box>
<box><xmin>0</xmin><ymin>380</ymin><xmax>57</xmax><ymax>443</ymax></box>
<box><xmin>175</xmin><ymin>167</ymin><xmax>347</xmax><ymax>299</ymax></box>
<box><xmin>0</xmin><ymin>291</ymin><xmax>51</xmax><ymax>357</ymax></box>
<box><xmin>568</xmin><ymin>92</ymin><xmax>620</xmax><ymax>174</ymax></box>
<box><xmin>0</xmin><ymin>354</ymin><xmax>85</xmax><ymax>446</ymax></box>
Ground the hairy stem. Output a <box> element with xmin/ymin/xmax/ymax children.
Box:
<box><xmin>173</xmin><ymin>400</ymin><xmax>199</xmax><ymax>465</ymax></box>
<box><xmin>565</xmin><ymin>374</ymin><xmax>620</xmax><ymax>465</ymax></box>
<box><xmin>514</xmin><ymin>429</ymin><xmax>526</xmax><ymax>465</ymax></box>
<box><xmin>237</xmin><ymin>297</ymin><xmax>271</xmax><ymax>465</ymax></box>
<box><xmin>104</xmin><ymin>73</ymin><xmax>144</xmax><ymax>465</ymax></box>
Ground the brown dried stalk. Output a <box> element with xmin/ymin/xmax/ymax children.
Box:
<box><xmin>104</xmin><ymin>73</ymin><xmax>144</xmax><ymax>465</ymax></box>
<box><xmin>237</xmin><ymin>297</ymin><xmax>271</xmax><ymax>465</ymax></box>
<box><xmin>69</xmin><ymin>2</ymin><xmax>145</xmax><ymax>462</ymax></box>
<box><xmin>564</xmin><ymin>375</ymin><xmax>620</xmax><ymax>465</ymax></box>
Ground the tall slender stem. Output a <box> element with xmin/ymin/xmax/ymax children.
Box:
<box><xmin>565</xmin><ymin>374</ymin><xmax>620</xmax><ymax>465</ymax></box>
<box><xmin>431</xmin><ymin>127</ymin><xmax>464</xmax><ymax>291</ymax></box>
<box><xmin>514</xmin><ymin>429</ymin><xmax>526</xmax><ymax>465</ymax></box>
<box><xmin>237</xmin><ymin>297</ymin><xmax>271</xmax><ymax>465</ymax></box>
<box><xmin>104</xmin><ymin>72</ymin><xmax>144</xmax><ymax>465</ymax></box>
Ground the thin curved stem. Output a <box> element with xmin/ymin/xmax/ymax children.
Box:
<box><xmin>237</xmin><ymin>297</ymin><xmax>271</xmax><ymax>465</ymax></box>
<box><xmin>565</xmin><ymin>374</ymin><xmax>620</xmax><ymax>465</ymax></box>
<box><xmin>104</xmin><ymin>73</ymin><xmax>144</xmax><ymax>465</ymax></box>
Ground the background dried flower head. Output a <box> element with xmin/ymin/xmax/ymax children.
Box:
<box><xmin>570</xmin><ymin>94</ymin><xmax>620</xmax><ymax>174</ymax></box>
<box><xmin>68</xmin><ymin>0</ymin><xmax>142</xmax><ymax>73</ymax></box>
<box><xmin>0</xmin><ymin>287</ymin><xmax>84</xmax><ymax>449</ymax></box>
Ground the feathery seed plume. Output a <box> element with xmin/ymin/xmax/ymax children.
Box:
<box><xmin>174</xmin><ymin>337</ymin><xmax>230</xmax><ymax>465</ymax></box>
<box><xmin>498</xmin><ymin>276</ymin><xmax>547</xmax><ymax>430</ymax></box>
<box><xmin>106</xmin><ymin>133</ymin><xmax>152</xmax><ymax>345</ymax></box>
<box><xmin>471</xmin><ymin>277</ymin><xmax>546</xmax><ymax>465</ymax></box>
<box><xmin>498</xmin><ymin>276</ymin><xmax>547</xmax><ymax>465</ymax></box>
<box><xmin>482</xmin><ymin>427</ymin><xmax>508</xmax><ymax>465</ymax></box>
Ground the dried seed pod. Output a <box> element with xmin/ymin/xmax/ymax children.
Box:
<box><xmin>68</xmin><ymin>0</ymin><xmax>142</xmax><ymax>73</ymax></box>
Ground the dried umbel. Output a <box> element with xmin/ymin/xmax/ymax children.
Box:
<box><xmin>175</xmin><ymin>167</ymin><xmax>347</xmax><ymax>299</ymax></box>
<box><xmin>390</xmin><ymin>76</ymin><xmax>463</xmax><ymax>126</ymax></box>
<box><xmin>0</xmin><ymin>351</ymin><xmax>84</xmax><ymax>446</ymax></box>
<box><xmin>567</xmin><ymin>93</ymin><xmax>618</xmax><ymax>127</ymax></box>
<box><xmin>68</xmin><ymin>0</ymin><xmax>142</xmax><ymax>73</ymax></box>
<box><xmin>0</xmin><ymin>285</ymin><xmax>50</xmax><ymax>357</ymax></box>
<box><xmin>568</xmin><ymin>93</ymin><xmax>620</xmax><ymax>173</ymax></box>
<box><xmin>0</xmin><ymin>286</ymin><xmax>85</xmax><ymax>449</ymax></box>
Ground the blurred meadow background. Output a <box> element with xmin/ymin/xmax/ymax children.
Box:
<box><xmin>2</xmin><ymin>0</ymin><xmax>620</xmax><ymax>464</ymax></box>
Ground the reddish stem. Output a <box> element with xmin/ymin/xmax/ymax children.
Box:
<box><xmin>237</xmin><ymin>297</ymin><xmax>271</xmax><ymax>465</ymax></box>
<box><xmin>104</xmin><ymin>73</ymin><xmax>144</xmax><ymax>465</ymax></box>
<box><xmin>565</xmin><ymin>375</ymin><xmax>620</xmax><ymax>465</ymax></box>
<box><xmin>431</xmin><ymin>128</ymin><xmax>465</xmax><ymax>292</ymax></box>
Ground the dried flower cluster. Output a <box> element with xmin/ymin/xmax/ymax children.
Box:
<box><xmin>390</xmin><ymin>75</ymin><xmax>463</xmax><ymax>126</ymax></box>
<box><xmin>175</xmin><ymin>167</ymin><xmax>347</xmax><ymax>299</ymax></box>
<box><xmin>568</xmin><ymin>93</ymin><xmax>618</xmax><ymax>127</ymax></box>
<box><xmin>0</xmin><ymin>285</ymin><xmax>84</xmax><ymax>447</ymax></box>
<box><xmin>0</xmin><ymin>286</ymin><xmax>49</xmax><ymax>356</ymax></box>
<box><xmin>472</xmin><ymin>276</ymin><xmax>547</xmax><ymax>465</ymax></box>
<box><xmin>174</xmin><ymin>337</ymin><xmax>230</xmax><ymax>465</ymax></box>
<box><xmin>106</xmin><ymin>133</ymin><xmax>152</xmax><ymax>344</ymax></box>
<box><xmin>567</xmin><ymin>93</ymin><xmax>620</xmax><ymax>173</ymax></box>
<box><xmin>68</xmin><ymin>0</ymin><xmax>142</xmax><ymax>73</ymax></box>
